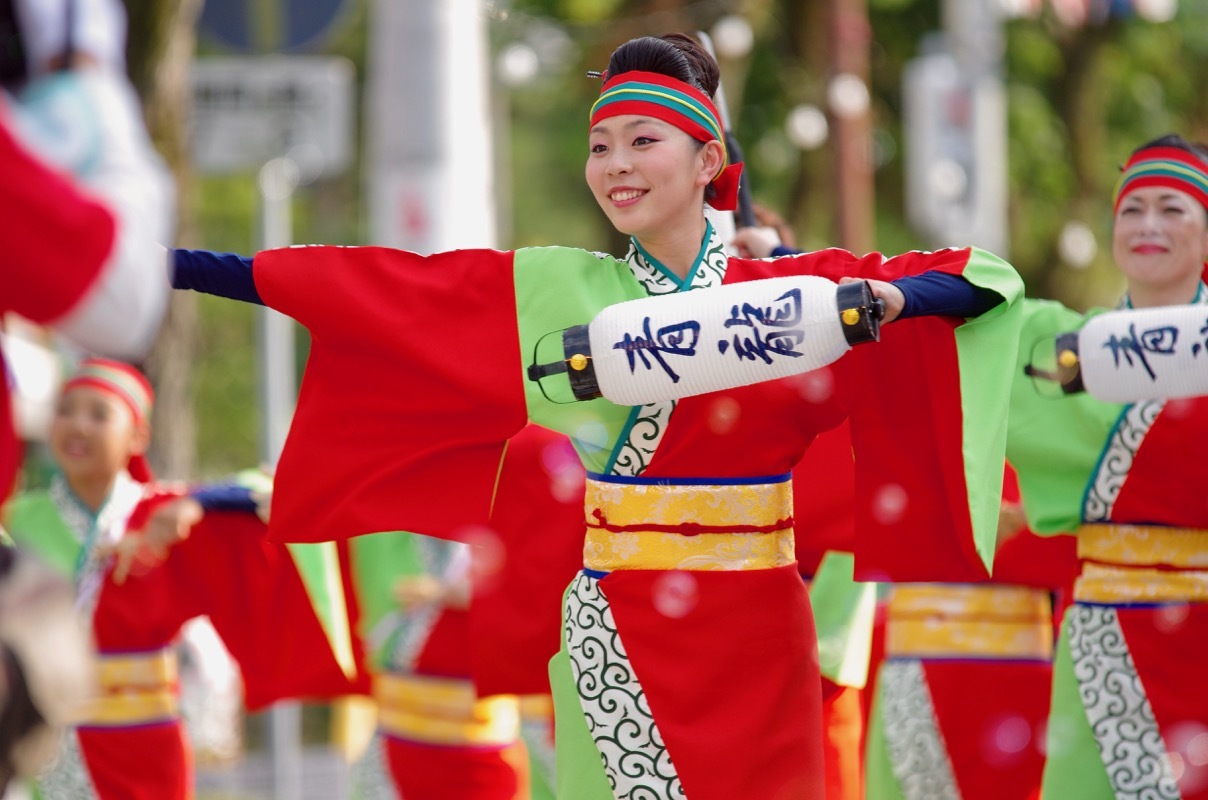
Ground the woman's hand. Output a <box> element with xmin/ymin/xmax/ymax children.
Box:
<box><xmin>251</xmin><ymin>489</ymin><xmax>271</xmax><ymax>524</ymax></box>
<box><xmin>393</xmin><ymin>574</ymin><xmax>446</xmax><ymax>609</ymax></box>
<box><xmin>996</xmin><ymin>501</ymin><xmax>1028</xmax><ymax>552</ymax></box>
<box><xmin>731</xmin><ymin>226</ymin><xmax>783</xmax><ymax>259</ymax></box>
<box><xmin>110</xmin><ymin>496</ymin><xmax>204</xmax><ymax>584</ymax></box>
<box><xmin>392</xmin><ymin>574</ymin><xmax>471</xmax><ymax>610</ymax></box>
<box><xmin>838</xmin><ymin>276</ymin><xmax>905</xmax><ymax>323</ymax></box>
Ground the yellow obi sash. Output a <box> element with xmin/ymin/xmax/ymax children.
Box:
<box><xmin>1075</xmin><ymin>524</ymin><xmax>1208</xmax><ymax>603</ymax></box>
<box><xmin>582</xmin><ymin>473</ymin><xmax>795</xmax><ymax>572</ymax></box>
<box><xmin>886</xmin><ymin>584</ymin><xmax>1054</xmax><ymax>661</ymax></box>
<box><xmin>77</xmin><ymin>647</ymin><xmax>179</xmax><ymax>727</ymax></box>
<box><xmin>518</xmin><ymin>693</ymin><xmax>554</xmax><ymax>721</ymax></box>
<box><xmin>374</xmin><ymin>673</ymin><xmax>519</xmax><ymax>747</ymax></box>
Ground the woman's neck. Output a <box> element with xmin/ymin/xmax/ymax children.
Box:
<box><xmin>1127</xmin><ymin>273</ymin><xmax>1204</xmax><ymax>308</ymax></box>
<box><xmin>65</xmin><ymin>474</ymin><xmax>117</xmax><ymax>514</ymax></box>
<box><xmin>634</xmin><ymin>216</ymin><xmax>708</xmax><ymax>280</ymax></box>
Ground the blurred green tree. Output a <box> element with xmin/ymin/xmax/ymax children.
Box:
<box><xmin>131</xmin><ymin>0</ymin><xmax>1208</xmax><ymax>475</ymax></box>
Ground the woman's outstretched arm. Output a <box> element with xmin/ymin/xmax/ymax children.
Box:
<box><xmin>171</xmin><ymin>249</ymin><xmax>264</xmax><ymax>305</ymax></box>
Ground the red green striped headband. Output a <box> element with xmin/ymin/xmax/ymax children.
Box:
<box><xmin>590</xmin><ymin>71</ymin><xmax>743</xmax><ymax>212</ymax></box>
<box><xmin>64</xmin><ymin>358</ymin><xmax>154</xmax><ymax>426</ymax></box>
<box><xmin>1113</xmin><ymin>146</ymin><xmax>1208</xmax><ymax>214</ymax></box>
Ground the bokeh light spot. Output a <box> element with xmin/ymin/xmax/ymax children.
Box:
<box><xmin>706</xmin><ymin>396</ymin><xmax>742</xmax><ymax>435</ymax></box>
<box><xmin>871</xmin><ymin>483</ymin><xmax>908</xmax><ymax>525</ymax></box>
<box><xmin>652</xmin><ymin>571</ymin><xmax>699</xmax><ymax>619</ymax></box>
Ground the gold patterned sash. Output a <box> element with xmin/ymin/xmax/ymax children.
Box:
<box><xmin>76</xmin><ymin>648</ymin><xmax>178</xmax><ymax>727</ymax></box>
<box><xmin>518</xmin><ymin>693</ymin><xmax>553</xmax><ymax>721</ymax></box>
<box><xmin>1075</xmin><ymin>524</ymin><xmax>1208</xmax><ymax>603</ymax></box>
<box><xmin>374</xmin><ymin>673</ymin><xmax>519</xmax><ymax>747</ymax></box>
<box><xmin>582</xmin><ymin>475</ymin><xmax>795</xmax><ymax>572</ymax></box>
<box><xmin>886</xmin><ymin>584</ymin><xmax>1054</xmax><ymax>660</ymax></box>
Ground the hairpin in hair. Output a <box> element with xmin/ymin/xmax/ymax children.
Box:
<box><xmin>586</xmin><ymin>69</ymin><xmax>608</xmax><ymax>81</ymax></box>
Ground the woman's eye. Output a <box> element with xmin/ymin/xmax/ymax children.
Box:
<box><xmin>590</xmin><ymin>143</ymin><xmax>607</xmax><ymax>154</ymax></box>
<box><xmin>633</xmin><ymin>136</ymin><xmax>656</xmax><ymax>146</ymax></box>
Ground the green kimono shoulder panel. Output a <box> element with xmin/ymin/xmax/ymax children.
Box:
<box><xmin>512</xmin><ymin>246</ymin><xmax>649</xmax><ymax>473</ymax></box>
<box><xmin>1007</xmin><ymin>299</ymin><xmax>1124</xmax><ymax>534</ymax></box>
<box><xmin>4</xmin><ymin>492</ymin><xmax>80</xmax><ymax>578</ymax></box>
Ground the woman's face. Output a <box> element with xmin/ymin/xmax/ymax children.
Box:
<box><xmin>585</xmin><ymin>114</ymin><xmax>717</xmax><ymax>240</ymax></box>
<box><xmin>49</xmin><ymin>386</ymin><xmax>145</xmax><ymax>487</ymax></box>
<box><xmin>1112</xmin><ymin>185</ymin><xmax>1208</xmax><ymax>293</ymax></box>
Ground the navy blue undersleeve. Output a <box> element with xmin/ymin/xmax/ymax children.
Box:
<box><xmin>172</xmin><ymin>249</ymin><xmax>263</xmax><ymax>305</ymax></box>
<box><xmin>767</xmin><ymin>245</ymin><xmax>1004</xmax><ymax>319</ymax></box>
<box><xmin>190</xmin><ymin>484</ymin><xmax>259</xmax><ymax>514</ymax></box>
<box><xmin>894</xmin><ymin>272</ymin><xmax>1004</xmax><ymax>320</ymax></box>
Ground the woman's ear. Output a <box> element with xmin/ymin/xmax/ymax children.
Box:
<box><xmin>696</xmin><ymin>139</ymin><xmax>726</xmax><ymax>189</ymax></box>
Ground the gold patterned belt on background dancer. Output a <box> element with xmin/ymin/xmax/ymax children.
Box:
<box><xmin>886</xmin><ymin>583</ymin><xmax>1054</xmax><ymax>661</ymax></box>
<box><xmin>374</xmin><ymin>673</ymin><xmax>520</xmax><ymax>747</ymax></box>
<box><xmin>1075</xmin><ymin>523</ymin><xmax>1208</xmax><ymax>603</ymax></box>
<box><xmin>582</xmin><ymin>473</ymin><xmax>796</xmax><ymax>572</ymax></box>
<box><xmin>76</xmin><ymin>647</ymin><xmax>179</xmax><ymax>727</ymax></box>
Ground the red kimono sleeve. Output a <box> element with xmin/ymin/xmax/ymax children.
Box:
<box><xmin>1</xmin><ymin>114</ymin><xmax>116</xmax><ymax>323</ymax></box>
<box><xmin>843</xmin><ymin>248</ymin><xmax>1016</xmax><ymax>580</ymax></box>
<box><xmin>1</xmin><ymin>114</ymin><xmax>117</xmax><ymax>499</ymax></box>
<box><xmin>469</xmin><ymin>424</ymin><xmax>586</xmax><ymax>697</ymax></box>
<box><xmin>251</xmin><ymin>246</ymin><xmax>529</xmax><ymax>543</ymax></box>
<box><xmin>95</xmin><ymin>499</ymin><xmax>356</xmax><ymax>709</ymax></box>
<box><xmin>732</xmin><ymin>246</ymin><xmax>1020</xmax><ymax>581</ymax></box>
<box><xmin>791</xmin><ymin>420</ymin><xmax>856</xmax><ymax>574</ymax></box>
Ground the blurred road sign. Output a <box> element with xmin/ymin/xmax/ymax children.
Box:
<box><xmin>191</xmin><ymin>56</ymin><xmax>354</xmax><ymax>177</ymax></box>
<box><xmin>199</xmin><ymin>0</ymin><xmax>351</xmax><ymax>53</ymax></box>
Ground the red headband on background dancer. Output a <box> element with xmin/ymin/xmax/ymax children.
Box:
<box><xmin>1113</xmin><ymin>140</ymin><xmax>1208</xmax><ymax>284</ymax></box>
<box><xmin>63</xmin><ymin>358</ymin><xmax>154</xmax><ymax>483</ymax></box>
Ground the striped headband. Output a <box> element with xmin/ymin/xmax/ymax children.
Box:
<box><xmin>62</xmin><ymin>359</ymin><xmax>154</xmax><ymax>482</ymax></box>
<box><xmin>64</xmin><ymin>358</ymin><xmax>154</xmax><ymax>427</ymax></box>
<box><xmin>590</xmin><ymin>71</ymin><xmax>743</xmax><ymax>212</ymax></box>
<box><xmin>1113</xmin><ymin>145</ymin><xmax>1208</xmax><ymax>214</ymax></box>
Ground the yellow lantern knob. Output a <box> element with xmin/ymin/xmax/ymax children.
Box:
<box><xmin>568</xmin><ymin>353</ymin><xmax>589</xmax><ymax>371</ymax></box>
<box><xmin>1058</xmin><ymin>350</ymin><xmax>1078</xmax><ymax>368</ymax></box>
<box><xmin>841</xmin><ymin>308</ymin><xmax>861</xmax><ymax>326</ymax></box>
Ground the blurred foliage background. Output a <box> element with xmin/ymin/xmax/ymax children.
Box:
<box><xmin>123</xmin><ymin>0</ymin><xmax>1208</xmax><ymax>479</ymax></box>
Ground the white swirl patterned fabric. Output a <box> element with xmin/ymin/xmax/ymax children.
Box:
<box><xmin>564</xmin><ymin>225</ymin><xmax>733</xmax><ymax>798</ymax></box>
<box><xmin>606</xmin><ymin>224</ymin><xmax>728</xmax><ymax>479</ymax></box>
<box><xmin>49</xmin><ymin>470</ymin><xmax>142</xmax><ymax>618</ymax></box>
<box><xmin>520</xmin><ymin>714</ymin><xmax>557</xmax><ymax>792</ymax></box>
<box><xmin>35</xmin><ymin>731</ymin><xmax>99</xmax><ymax>799</ymax></box>
<box><xmin>1067</xmin><ymin>605</ymin><xmax>1180</xmax><ymax>800</ymax></box>
<box><xmin>1082</xmin><ymin>400</ymin><xmax>1164</xmax><ymax>523</ymax></box>
<box><xmin>564</xmin><ymin>573</ymin><xmax>684</xmax><ymax>800</ymax></box>
<box><xmin>609</xmin><ymin>402</ymin><xmax>672</xmax><ymax>479</ymax></box>
<box><xmin>348</xmin><ymin>732</ymin><xmax>402</xmax><ymax>800</ymax></box>
<box><xmin>37</xmin><ymin>472</ymin><xmax>143</xmax><ymax>797</ymax></box>
<box><xmin>880</xmin><ymin>660</ymin><xmax>960</xmax><ymax>800</ymax></box>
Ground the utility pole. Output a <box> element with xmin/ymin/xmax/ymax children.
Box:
<box><xmin>902</xmin><ymin>0</ymin><xmax>1008</xmax><ymax>256</ymax></box>
<box><xmin>828</xmin><ymin>0</ymin><xmax>875</xmax><ymax>254</ymax></box>
<box><xmin>365</xmin><ymin>0</ymin><xmax>496</xmax><ymax>252</ymax></box>
<box><xmin>944</xmin><ymin>0</ymin><xmax>1008</xmax><ymax>257</ymax></box>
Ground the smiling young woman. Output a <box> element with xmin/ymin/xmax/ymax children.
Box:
<box><xmin>169</xmin><ymin>32</ymin><xmax>1026</xmax><ymax>800</ymax></box>
<box><xmin>5</xmin><ymin>359</ymin><xmax>358</xmax><ymax>800</ymax></box>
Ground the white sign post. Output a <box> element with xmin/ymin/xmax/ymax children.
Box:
<box><xmin>192</xmin><ymin>56</ymin><xmax>354</xmax><ymax>178</ymax></box>
<box><xmin>191</xmin><ymin>55</ymin><xmax>355</xmax><ymax>800</ymax></box>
